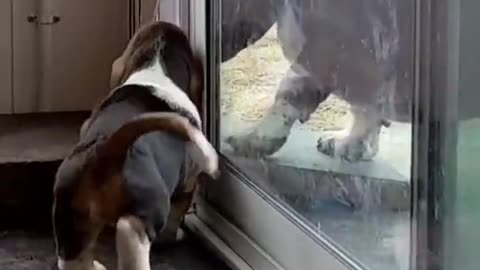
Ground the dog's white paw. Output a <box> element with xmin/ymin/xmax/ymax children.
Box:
<box><xmin>175</xmin><ymin>228</ymin><xmax>188</xmax><ymax>242</ymax></box>
<box><xmin>92</xmin><ymin>260</ymin><xmax>106</xmax><ymax>270</ymax></box>
<box><xmin>57</xmin><ymin>258</ymin><xmax>106</xmax><ymax>270</ymax></box>
<box><xmin>317</xmin><ymin>129</ymin><xmax>380</xmax><ymax>162</ymax></box>
<box><xmin>225</xmin><ymin>131</ymin><xmax>287</xmax><ymax>158</ymax></box>
<box><xmin>188</xmin><ymin>130</ymin><xmax>220</xmax><ymax>179</ymax></box>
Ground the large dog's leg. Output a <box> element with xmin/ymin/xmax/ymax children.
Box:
<box><xmin>116</xmin><ymin>216</ymin><xmax>152</xmax><ymax>270</ymax></box>
<box><xmin>316</xmin><ymin>105</ymin><xmax>386</xmax><ymax>162</ymax></box>
<box><xmin>53</xmin><ymin>198</ymin><xmax>105</xmax><ymax>270</ymax></box>
<box><xmin>226</xmin><ymin>67</ymin><xmax>328</xmax><ymax>157</ymax></box>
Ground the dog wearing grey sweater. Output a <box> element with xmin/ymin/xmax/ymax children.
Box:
<box><xmin>52</xmin><ymin>21</ymin><xmax>218</xmax><ymax>270</ymax></box>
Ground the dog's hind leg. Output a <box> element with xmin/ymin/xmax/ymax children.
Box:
<box><xmin>116</xmin><ymin>216</ymin><xmax>152</xmax><ymax>270</ymax></box>
<box><xmin>53</xmin><ymin>197</ymin><xmax>106</xmax><ymax>270</ymax></box>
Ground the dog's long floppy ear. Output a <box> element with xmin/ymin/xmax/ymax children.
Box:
<box><xmin>110</xmin><ymin>37</ymin><xmax>137</xmax><ymax>89</ymax></box>
<box><xmin>111</xmin><ymin>21</ymin><xmax>206</xmax><ymax>107</ymax></box>
<box><xmin>189</xmin><ymin>53</ymin><xmax>205</xmax><ymax>117</ymax></box>
<box><xmin>96</xmin><ymin>112</ymin><xmax>219</xmax><ymax>179</ymax></box>
<box><xmin>109</xmin><ymin>22</ymin><xmax>142</xmax><ymax>89</ymax></box>
<box><xmin>110</xmin><ymin>56</ymin><xmax>126</xmax><ymax>89</ymax></box>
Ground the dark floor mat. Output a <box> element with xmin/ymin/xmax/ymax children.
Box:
<box><xmin>0</xmin><ymin>230</ymin><xmax>230</xmax><ymax>270</ymax></box>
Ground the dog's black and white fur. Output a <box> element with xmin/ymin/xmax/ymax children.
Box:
<box><xmin>52</xmin><ymin>22</ymin><xmax>218</xmax><ymax>270</ymax></box>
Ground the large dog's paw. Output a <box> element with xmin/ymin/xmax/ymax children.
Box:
<box><xmin>316</xmin><ymin>132</ymin><xmax>379</xmax><ymax>162</ymax></box>
<box><xmin>225</xmin><ymin>132</ymin><xmax>287</xmax><ymax>158</ymax></box>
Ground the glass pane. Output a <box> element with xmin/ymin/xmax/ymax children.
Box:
<box><xmin>218</xmin><ymin>1</ymin><xmax>414</xmax><ymax>269</ymax></box>
<box><xmin>447</xmin><ymin>0</ymin><xmax>480</xmax><ymax>269</ymax></box>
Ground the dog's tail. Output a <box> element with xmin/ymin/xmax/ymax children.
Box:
<box><xmin>98</xmin><ymin>112</ymin><xmax>219</xmax><ymax>179</ymax></box>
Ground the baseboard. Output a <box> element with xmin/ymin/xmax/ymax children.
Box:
<box><xmin>184</xmin><ymin>213</ymin><xmax>254</xmax><ymax>270</ymax></box>
<box><xmin>184</xmin><ymin>198</ymin><xmax>286</xmax><ymax>270</ymax></box>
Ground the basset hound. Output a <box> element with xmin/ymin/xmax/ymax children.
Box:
<box><xmin>52</xmin><ymin>21</ymin><xmax>219</xmax><ymax>270</ymax></box>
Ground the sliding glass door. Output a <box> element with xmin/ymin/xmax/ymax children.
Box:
<box><xmin>442</xmin><ymin>0</ymin><xmax>480</xmax><ymax>269</ymax></box>
<box><xmin>203</xmin><ymin>0</ymin><xmax>415</xmax><ymax>269</ymax></box>
<box><xmin>185</xmin><ymin>0</ymin><xmax>480</xmax><ymax>269</ymax></box>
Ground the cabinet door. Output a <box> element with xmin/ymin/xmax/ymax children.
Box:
<box><xmin>13</xmin><ymin>0</ymin><xmax>129</xmax><ymax>113</ymax></box>
<box><xmin>0</xmin><ymin>0</ymin><xmax>12</xmax><ymax>114</ymax></box>
<box><xmin>12</xmin><ymin>0</ymin><xmax>39</xmax><ymax>114</ymax></box>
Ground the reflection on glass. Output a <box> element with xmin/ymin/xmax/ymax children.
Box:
<box><xmin>448</xmin><ymin>0</ymin><xmax>480</xmax><ymax>269</ymax></box>
<box><xmin>218</xmin><ymin>1</ymin><xmax>414</xmax><ymax>269</ymax></box>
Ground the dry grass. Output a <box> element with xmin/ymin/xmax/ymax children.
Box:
<box><xmin>220</xmin><ymin>25</ymin><xmax>351</xmax><ymax>131</ymax></box>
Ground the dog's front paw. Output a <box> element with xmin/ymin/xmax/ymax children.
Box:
<box><xmin>225</xmin><ymin>132</ymin><xmax>287</xmax><ymax>158</ymax></box>
<box><xmin>92</xmin><ymin>260</ymin><xmax>106</xmax><ymax>270</ymax></box>
<box><xmin>317</xmin><ymin>132</ymin><xmax>379</xmax><ymax>162</ymax></box>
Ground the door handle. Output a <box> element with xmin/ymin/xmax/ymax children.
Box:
<box><xmin>27</xmin><ymin>15</ymin><xmax>61</xmax><ymax>25</ymax></box>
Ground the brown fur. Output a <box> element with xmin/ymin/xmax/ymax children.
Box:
<box><xmin>86</xmin><ymin>21</ymin><xmax>205</xmax><ymax>136</ymax></box>
<box><xmin>78</xmin><ymin>21</ymin><xmax>206</xmax><ymax>234</ymax></box>
<box><xmin>105</xmin><ymin>23</ymin><xmax>206</xmax><ymax>237</ymax></box>
<box><xmin>53</xmin><ymin>22</ymin><xmax>209</xmax><ymax>265</ymax></box>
